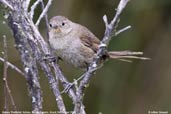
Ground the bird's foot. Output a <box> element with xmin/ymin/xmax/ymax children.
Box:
<box><xmin>43</xmin><ymin>54</ymin><xmax>57</xmax><ymax>63</ymax></box>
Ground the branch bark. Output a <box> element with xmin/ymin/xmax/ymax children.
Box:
<box><xmin>0</xmin><ymin>0</ymin><xmax>66</xmax><ymax>113</ymax></box>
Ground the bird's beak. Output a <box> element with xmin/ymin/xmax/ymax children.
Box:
<box><xmin>55</xmin><ymin>28</ymin><xmax>61</xmax><ymax>33</ymax></box>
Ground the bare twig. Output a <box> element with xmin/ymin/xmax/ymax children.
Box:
<box><xmin>29</xmin><ymin>0</ymin><xmax>42</xmax><ymax>19</ymax></box>
<box><xmin>40</xmin><ymin>0</ymin><xmax>50</xmax><ymax>39</ymax></box>
<box><xmin>51</xmin><ymin>63</ymin><xmax>77</xmax><ymax>103</ymax></box>
<box><xmin>28</xmin><ymin>39</ymin><xmax>66</xmax><ymax>113</ymax></box>
<box><xmin>51</xmin><ymin>62</ymin><xmax>66</xmax><ymax>112</ymax></box>
<box><xmin>115</xmin><ymin>25</ymin><xmax>131</xmax><ymax>36</ymax></box>
<box><xmin>35</xmin><ymin>0</ymin><xmax>53</xmax><ymax>26</ymax></box>
<box><xmin>3</xmin><ymin>35</ymin><xmax>17</xmax><ymax>111</ymax></box>
<box><xmin>3</xmin><ymin>35</ymin><xmax>8</xmax><ymax>111</ymax></box>
<box><xmin>103</xmin><ymin>0</ymin><xmax>130</xmax><ymax>45</ymax></box>
<box><xmin>0</xmin><ymin>0</ymin><xmax>14</xmax><ymax>10</ymax></box>
<box><xmin>0</xmin><ymin>57</ymin><xmax>25</xmax><ymax>76</ymax></box>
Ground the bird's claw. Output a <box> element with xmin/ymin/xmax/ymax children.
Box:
<box><xmin>43</xmin><ymin>54</ymin><xmax>57</xmax><ymax>63</ymax></box>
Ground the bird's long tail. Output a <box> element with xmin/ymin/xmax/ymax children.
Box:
<box><xmin>108</xmin><ymin>51</ymin><xmax>150</xmax><ymax>62</ymax></box>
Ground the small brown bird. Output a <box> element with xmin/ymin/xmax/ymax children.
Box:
<box><xmin>49</xmin><ymin>16</ymin><xmax>147</xmax><ymax>70</ymax></box>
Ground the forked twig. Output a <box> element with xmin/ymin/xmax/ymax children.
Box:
<box><xmin>29</xmin><ymin>0</ymin><xmax>42</xmax><ymax>19</ymax></box>
<box><xmin>0</xmin><ymin>57</ymin><xmax>24</xmax><ymax>76</ymax></box>
<box><xmin>2</xmin><ymin>35</ymin><xmax>17</xmax><ymax>111</ymax></box>
<box><xmin>35</xmin><ymin>0</ymin><xmax>53</xmax><ymax>26</ymax></box>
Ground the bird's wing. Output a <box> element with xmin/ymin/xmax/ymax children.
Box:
<box><xmin>79</xmin><ymin>26</ymin><xmax>100</xmax><ymax>53</ymax></box>
<box><xmin>80</xmin><ymin>35</ymin><xmax>100</xmax><ymax>53</ymax></box>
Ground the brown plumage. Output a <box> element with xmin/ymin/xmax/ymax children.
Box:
<box><xmin>49</xmin><ymin>16</ymin><xmax>148</xmax><ymax>70</ymax></box>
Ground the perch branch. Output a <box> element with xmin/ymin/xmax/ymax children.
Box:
<box><xmin>37</xmin><ymin>3</ymin><xmax>71</xmax><ymax>106</ymax></box>
<box><xmin>31</xmin><ymin>23</ymin><xmax>75</xmax><ymax>110</ymax></box>
<box><xmin>51</xmin><ymin>63</ymin><xmax>77</xmax><ymax>102</ymax></box>
<box><xmin>28</xmin><ymin>39</ymin><xmax>66</xmax><ymax>113</ymax></box>
<box><xmin>74</xmin><ymin>0</ymin><xmax>130</xmax><ymax>113</ymax></box>
<box><xmin>20</xmin><ymin>13</ymin><xmax>66</xmax><ymax>111</ymax></box>
<box><xmin>23</xmin><ymin>1</ymin><xmax>68</xmax><ymax>111</ymax></box>
<box><xmin>30</xmin><ymin>14</ymin><xmax>76</xmax><ymax>109</ymax></box>
<box><xmin>28</xmin><ymin>10</ymin><xmax>67</xmax><ymax>112</ymax></box>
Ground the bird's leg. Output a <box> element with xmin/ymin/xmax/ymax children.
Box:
<box><xmin>43</xmin><ymin>54</ymin><xmax>63</xmax><ymax>63</ymax></box>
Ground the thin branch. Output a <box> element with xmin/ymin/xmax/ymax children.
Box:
<box><xmin>29</xmin><ymin>0</ymin><xmax>42</xmax><ymax>20</ymax></box>
<box><xmin>0</xmin><ymin>57</ymin><xmax>25</xmax><ymax>76</ymax></box>
<box><xmin>51</xmin><ymin>62</ymin><xmax>77</xmax><ymax>103</ymax></box>
<box><xmin>100</xmin><ymin>0</ymin><xmax>130</xmax><ymax>46</ymax></box>
<box><xmin>40</xmin><ymin>0</ymin><xmax>50</xmax><ymax>39</ymax></box>
<box><xmin>115</xmin><ymin>25</ymin><xmax>131</xmax><ymax>36</ymax></box>
<box><xmin>38</xmin><ymin>60</ymin><xmax>67</xmax><ymax>112</ymax></box>
<box><xmin>110</xmin><ymin>0</ymin><xmax>130</xmax><ymax>28</ymax></box>
<box><xmin>0</xmin><ymin>0</ymin><xmax>14</xmax><ymax>10</ymax></box>
<box><xmin>3</xmin><ymin>35</ymin><xmax>8</xmax><ymax>111</ymax></box>
<box><xmin>51</xmin><ymin>62</ymin><xmax>66</xmax><ymax>112</ymax></box>
<box><xmin>3</xmin><ymin>35</ymin><xmax>17</xmax><ymax>111</ymax></box>
<box><xmin>35</xmin><ymin>0</ymin><xmax>53</xmax><ymax>26</ymax></box>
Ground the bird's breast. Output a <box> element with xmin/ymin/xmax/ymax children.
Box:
<box><xmin>49</xmin><ymin>36</ymin><xmax>81</xmax><ymax>59</ymax></box>
<box><xmin>49</xmin><ymin>35</ymin><xmax>92</xmax><ymax>70</ymax></box>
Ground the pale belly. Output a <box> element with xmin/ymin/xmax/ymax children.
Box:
<box><xmin>49</xmin><ymin>37</ymin><xmax>93</xmax><ymax>70</ymax></box>
<box><xmin>57</xmin><ymin>48</ymin><xmax>90</xmax><ymax>69</ymax></box>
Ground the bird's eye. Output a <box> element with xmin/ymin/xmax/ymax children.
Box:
<box><xmin>62</xmin><ymin>22</ymin><xmax>65</xmax><ymax>26</ymax></box>
<box><xmin>49</xmin><ymin>24</ymin><xmax>52</xmax><ymax>28</ymax></box>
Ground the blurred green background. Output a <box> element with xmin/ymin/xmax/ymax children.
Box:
<box><xmin>1</xmin><ymin>0</ymin><xmax>171</xmax><ymax>114</ymax></box>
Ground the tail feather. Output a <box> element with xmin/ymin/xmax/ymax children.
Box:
<box><xmin>108</xmin><ymin>51</ymin><xmax>150</xmax><ymax>61</ymax></box>
<box><xmin>117</xmin><ymin>59</ymin><xmax>133</xmax><ymax>62</ymax></box>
